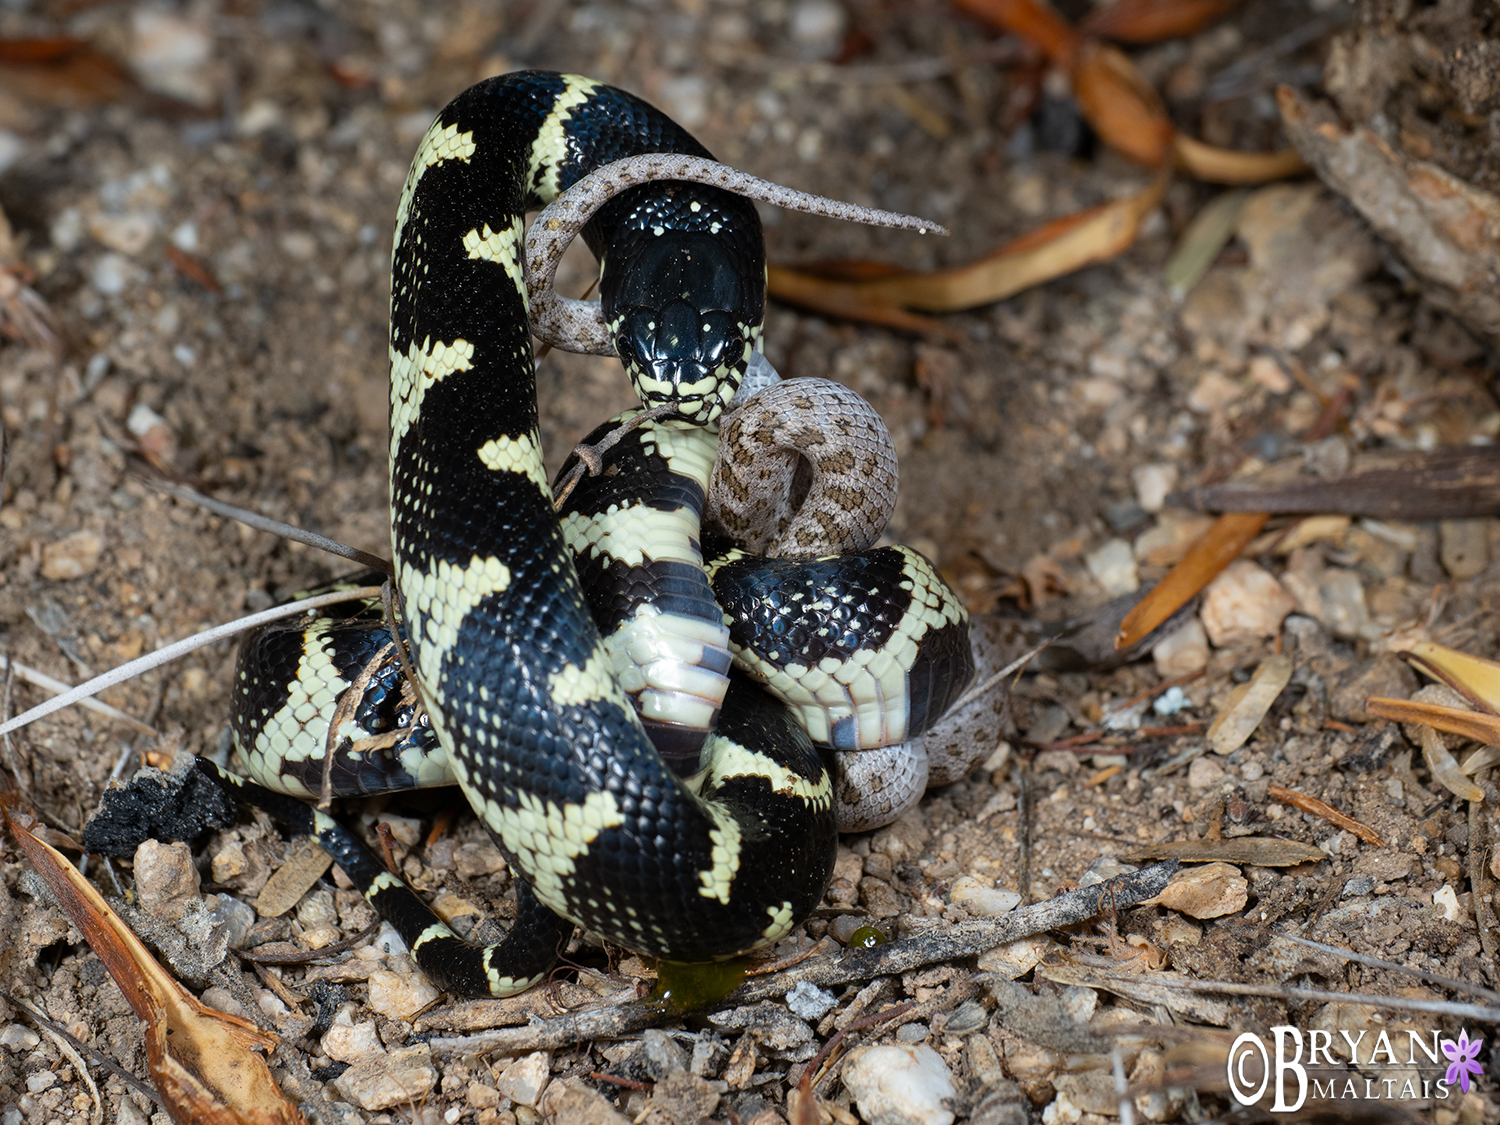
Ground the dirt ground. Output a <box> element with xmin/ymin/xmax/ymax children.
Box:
<box><xmin>0</xmin><ymin>0</ymin><xmax>1498</xmax><ymax>1123</ymax></box>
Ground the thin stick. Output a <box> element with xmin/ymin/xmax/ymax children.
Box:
<box><xmin>525</xmin><ymin>153</ymin><xmax>948</xmax><ymax>355</ymax></box>
<box><xmin>551</xmin><ymin>402</ymin><xmax>681</xmax><ymax>512</ymax></box>
<box><xmin>1270</xmin><ymin>931</ymin><xmax>1500</xmax><ymax>1003</ymax></box>
<box><xmin>0</xmin><ymin>655</ymin><xmax>154</xmax><ymax>735</ymax></box>
<box><xmin>144</xmin><ymin>478</ymin><xmax>393</xmax><ymax>575</ymax></box>
<box><xmin>0</xmin><ymin>587</ymin><xmax>384</xmax><ymax>738</ymax></box>
<box><xmin>1137</xmin><ymin>976</ymin><xmax>1500</xmax><ymax>1023</ymax></box>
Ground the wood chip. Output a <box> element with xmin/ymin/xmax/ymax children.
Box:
<box><xmin>1266</xmin><ymin>785</ymin><xmax>1383</xmax><ymax>847</ymax></box>
<box><xmin>254</xmin><ymin>836</ymin><xmax>334</xmax><ymax>918</ymax></box>
<box><xmin>1119</xmin><ymin>837</ymin><xmax>1327</xmax><ymax>866</ymax></box>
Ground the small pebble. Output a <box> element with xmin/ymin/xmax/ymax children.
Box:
<box><xmin>1187</xmin><ymin>755</ymin><xmax>1225</xmax><ymax>791</ymax></box>
<box><xmin>495</xmin><ymin>1051</ymin><xmax>551</xmax><ymax>1107</ymax></box>
<box><xmin>323</xmin><ymin>1012</ymin><xmax>385</xmax><ymax>1065</ymax></box>
<box><xmin>975</xmin><ymin>934</ymin><xmax>1053</xmax><ymax>979</ymax></box>
<box><xmin>133</xmin><ymin>839</ymin><xmax>200</xmax><ymax>919</ymax></box>
<box><xmin>91</xmin><ymin>252</ymin><xmax>131</xmax><ymax>294</ymax></box>
<box><xmin>1131</xmin><ymin>463</ymin><xmax>1177</xmax><ymax>513</ymax></box>
<box><xmin>895</xmin><ymin>1023</ymin><xmax>929</xmax><ymax>1042</ymax></box>
<box><xmin>1439</xmin><ymin>519</ymin><xmax>1489</xmax><ymax>580</ymax></box>
<box><xmin>641</xmin><ymin>1029</ymin><xmax>688</xmax><ymax>1078</ymax></box>
<box><xmin>366</xmin><ymin>970</ymin><xmax>439</xmax><ymax>1022</ymax></box>
<box><xmin>1152</xmin><ymin>862</ymin><xmax>1248</xmax><ymax>919</ymax></box>
<box><xmin>1200</xmin><ymin>560</ymin><xmax>1296</xmax><ymax>646</ymax></box>
<box><xmin>40</xmin><ymin>529</ymin><xmax>105</xmax><ymax>580</ymax></box>
<box><xmin>785</xmin><ymin>980</ymin><xmax>837</xmax><ymax>1021</ymax></box>
<box><xmin>1433</xmin><ymin>884</ymin><xmax>1462</xmax><ymax>922</ymax></box>
<box><xmin>1085</xmin><ymin>537</ymin><xmax>1138</xmax><ymax>596</ymax></box>
<box><xmin>842</xmin><ymin>1044</ymin><xmax>956</xmax><ymax>1125</ymax></box>
<box><xmin>1151</xmin><ymin>618</ymin><xmax>1209</xmax><ymax>678</ymax></box>
<box><xmin>948</xmin><ymin>876</ymin><xmax>1021</xmax><ymax>917</ymax></box>
<box><xmin>0</xmin><ymin>1025</ymin><xmax>39</xmax><ymax>1051</ymax></box>
<box><xmin>332</xmin><ymin>1044</ymin><xmax>437</xmax><ymax>1111</ymax></box>
<box><xmin>25</xmin><ymin>1070</ymin><xmax>56</xmax><ymax>1094</ymax></box>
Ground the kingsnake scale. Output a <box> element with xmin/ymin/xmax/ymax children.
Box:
<box><xmin>214</xmin><ymin>72</ymin><xmax>981</xmax><ymax>997</ymax></box>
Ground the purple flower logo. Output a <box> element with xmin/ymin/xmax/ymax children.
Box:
<box><xmin>1443</xmin><ymin>1029</ymin><xmax>1484</xmax><ymax>1093</ymax></box>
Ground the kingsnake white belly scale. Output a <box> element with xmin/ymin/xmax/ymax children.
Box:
<box><xmin>215</xmin><ymin>71</ymin><xmax>979</xmax><ymax>997</ymax></box>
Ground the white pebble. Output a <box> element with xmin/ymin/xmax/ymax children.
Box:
<box><xmin>495</xmin><ymin>1050</ymin><xmax>551</xmax><ymax>1107</ymax></box>
<box><xmin>786</xmin><ymin>980</ymin><xmax>837</xmax><ymax>1020</ymax></box>
<box><xmin>25</xmin><ymin>1070</ymin><xmax>56</xmax><ymax>1094</ymax></box>
<box><xmin>0</xmin><ymin>1025</ymin><xmax>39</xmax><ymax>1051</ymax></box>
<box><xmin>1433</xmin><ymin>884</ymin><xmax>1461</xmax><ymax>922</ymax></box>
<box><xmin>1085</xmin><ymin>538</ymin><xmax>1138</xmax><ymax>596</ymax></box>
<box><xmin>1200</xmin><ymin>560</ymin><xmax>1296</xmax><ymax>646</ymax></box>
<box><xmin>949</xmin><ymin>876</ymin><xmax>1021</xmax><ymax>917</ymax></box>
<box><xmin>171</xmin><ymin>221</ymin><xmax>199</xmax><ymax>252</ymax></box>
<box><xmin>842</xmin><ymin>1044</ymin><xmax>956</xmax><ymax>1125</ymax></box>
<box><xmin>1131</xmin><ymin>463</ymin><xmax>1178</xmax><ymax>513</ymax></box>
<box><xmin>90</xmin><ymin>252</ymin><xmax>131</xmax><ymax>295</ymax></box>
<box><xmin>1151</xmin><ymin>617</ymin><xmax>1209</xmax><ymax>678</ymax></box>
<box><xmin>367</xmin><ymin>969</ymin><xmax>439</xmax><ymax>1022</ymax></box>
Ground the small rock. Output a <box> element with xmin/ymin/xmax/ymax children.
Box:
<box><xmin>41</xmin><ymin>529</ymin><xmax>105</xmax><ymax>580</ymax></box>
<box><xmin>1248</xmin><ymin>354</ymin><xmax>1292</xmax><ymax>392</ymax></box>
<box><xmin>789</xmin><ymin>0</ymin><xmax>847</xmax><ymax>53</ymax></box>
<box><xmin>1433</xmin><ymin>885</ymin><xmax>1462</xmax><ymax>922</ymax></box>
<box><xmin>546</xmin><ymin>1083</ymin><xmax>631</xmax><ymax>1125</ymax></box>
<box><xmin>332</xmin><ymin>1044</ymin><xmax>437</xmax><ymax>1111</ymax></box>
<box><xmin>26</xmin><ymin>1070</ymin><xmax>56</xmax><ymax>1094</ymax></box>
<box><xmin>1207</xmin><ymin>654</ymin><xmax>1294</xmax><ymax>755</ymax></box>
<box><xmin>785</xmin><ymin>980</ymin><xmax>837</xmax><ymax>1021</ymax></box>
<box><xmin>90</xmin><ymin>252</ymin><xmax>132</xmax><ymax>294</ymax></box>
<box><xmin>453</xmin><ymin>839</ymin><xmax>506</xmax><ymax>878</ymax></box>
<box><xmin>323</xmin><ymin>1011</ymin><xmax>385</xmax><ymax>1065</ymax></box>
<box><xmin>1085</xmin><ymin>538</ymin><xmax>1138</xmax><ymax>596</ymax></box>
<box><xmin>1132</xmin><ymin>463</ymin><xmax>1178</xmax><ymax>513</ymax></box>
<box><xmin>975</xmin><ymin>934</ymin><xmax>1054</xmax><ymax>979</ymax></box>
<box><xmin>0</xmin><ymin>1024</ymin><xmax>40</xmax><ymax>1050</ymax></box>
<box><xmin>1053</xmin><ymin>1071</ymin><xmax>1120</xmax><ymax>1116</ymax></box>
<box><xmin>1329</xmin><ymin>653</ymin><xmax>1418</xmax><ymax>722</ymax></box>
<box><xmin>1200</xmin><ymin>560</ymin><xmax>1297</xmax><ymax>646</ymax></box>
<box><xmin>87</xmin><ymin>211</ymin><xmax>157</xmax><ymax>254</ymax></box>
<box><xmin>641</xmin><ymin>1029</ymin><xmax>688</xmax><ymax>1078</ymax></box>
<box><xmin>1151</xmin><ymin>617</ymin><xmax>1210</xmax><ymax>677</ymax></box>
<box><xmin>1187</xmin><ymin>369</ymin><xmax>1243</xmax><ymax>414</ymax></box>
<box><xmin>366</xmin><ymin>970</ymin><xmax>439</xmax><ymax>1022</ymax></box>
<box><xmin>948</xmin><ymin>876</ymin><xmax>1021</xmax><ymax>917</ymax></box>
<box><xmin>1439</xmin><ymin>519</ymin><xmax>1490</xmax><ymax>579</ymax></box>
<box><xmin>1152</xmin><ymin>863</ymin><xmax>1248</xmax><ymax>919</ymax></box>
<box><xmin>1283</xmin><ymin>564</ymin><xmax>1371</xmax><ymax>638</ymax></box>
<box><xmin>643</xmin><ymin>1072</ymin><xmax>719</xmax><ymax>1125</ymax></box>
<box><xmin>1187</xmin><ymin>755</ymin><xmax>1225</xmax><ymax>791</ymax></box>
<box><xmin>131</xmin><ymin>9</ymin><xmax>214</xmax><ymax>105</ymax></box>
<box><xmin>842</xmin><ymin>1043</ymin><xmax>957</xmax><ymax>1125</ymax></box>
<box><xmin>134</xmin><ymin>839</ymin><xmax>200</xmax><ymax>920</ymax></box>
<box><xmin>495</xmin><ymin>1050</ymin><xmax>550</xmax><ymax>1107</ymax></box>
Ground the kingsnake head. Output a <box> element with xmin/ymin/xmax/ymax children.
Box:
<box><xmin>604</xmin><ymin>229</ymin><xmax>758</xmax><ymax>425</ymax></box>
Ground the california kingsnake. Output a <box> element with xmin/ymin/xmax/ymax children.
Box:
<box><xmin>216</xmin><ymin>71</ymin><xmax>979</xmax><ymax>997</ymax></box>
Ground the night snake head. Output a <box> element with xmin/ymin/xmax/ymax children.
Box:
<box><xmin>603</xmin><ymin>227</ymin><xmax>763</xmax><ymax>426</ymax></box>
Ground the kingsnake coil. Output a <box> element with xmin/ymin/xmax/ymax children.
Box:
<box><xmin>217</xmin><ymin>71</ymin><xmax>978</xmax><ymax>997</ymax></box>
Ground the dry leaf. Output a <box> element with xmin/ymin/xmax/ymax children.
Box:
<box><xmin>2</xmin><ymin>803</ymin><xmax>307</xmax><ymax>1125</ymax></box>
<box><xmin>1399</xmin><ymin>641</ymin><xmax>1500</xmax><ymax>715</ymax></box>
<box><xmin>1116</xmin><ymin>511</ymin><xmax>1268</xmax><ymax>649</ymax></box>
<box><xmin>768</xmin><ymin>171</ymin><xmax>1168</xmax><ymax>322</ymax></box>
<box><xmin>1119</xmin><ymin>837</ymin><xmax>1327</xmax><ymax>866</ymax></box>
<box><xmin>1172</xmin><ymin>135</ymin><xmax>1309</xmax><ymax>184</ymax></box>
<box><xmin>1081</xmin><ymin>0</ymin><xmax>1241</xmax><ymax>42</ymax></box>
<box><xmin>1073</xmin><ymin>41</ymin><xmax>1174</xmax><ymax>167</ymax></box>
<box><xmin>1206</xmin><ymin>654</ymin><xmax>1293</xmax><ymax>755</ymax></box>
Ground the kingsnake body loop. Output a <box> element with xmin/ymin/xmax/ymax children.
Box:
<box><xmin>222</xmin><ymin>71</ymin><xmax>977</xmax><ymax>996</ymax></box>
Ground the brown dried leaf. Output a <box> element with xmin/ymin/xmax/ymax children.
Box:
<box><xmin>1266</xmin><ymin>784</ymin><xmax>1383</xmax><ymax>846</ymax></box>
<box><xmin>1119</xmin><ymin>836</ymin><xmax>1327</xmax><ymax>866</ymax></box>
<box><xmin>951</xmin><ymin>0</ymin><xmax>1082</xmax><ymax>65</ymax></box>
<box><xmin>1365</xmin><ymin>696</ymin><xmax>1500</xmax><ymax>746</ymax></box>
<box><xmin>1072</xmin><ymin>41</ymin><xmax>1174</xmax><ymax>167</ymax></box>
<box><xmin>1116</xmin><ymin>511</ymin><xmax>1268</xmax><ymax>649</ymax></box>
<box><xmin>1080</xmin><ymin>0</ymin><xmax>1240</xmax><ymax>42</ymax></box>
<box><xmin>768</xmin><ymin>171</ymin><xmax>1168</xmax><ymax>324</ymax></box>
<box><xmin>0</xmin><ymin>37</ymin><xmax>137</xmax><ymax>107</ymax></box>
<box><xmin>1399</xmin><ymin>640</ymin><xmax>1500</xmax><ymax>715</ymax></box>
<box><xmin>1173</xmin><ymin>134</ymin><xmax>1309</xmax><ymax>184</ymax></box>
<box><xmin>2</xmin><ymin>803</ymin><xmax>308</xmax><ymax>1125</ymax></box>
